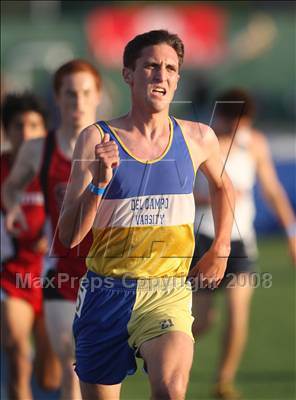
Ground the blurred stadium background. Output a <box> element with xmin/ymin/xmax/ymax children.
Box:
<box><xmin>1</xmin><ymin>1</ymin><xmax>295</xmax><ymax>399</ymax></box>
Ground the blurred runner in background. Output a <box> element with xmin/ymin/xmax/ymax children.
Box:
<box><xmin>1</xmin><ymin>92</ymin><xmax>61</xmax><ymax>400</ymax></box>
<box><xmin>191</xmin><ymin>88</ymin><xmax>296</xmax><ymax>400</ymax></box>
<box><xmin>2</xmin><ymin>60</ymin><xmax>102</xmax><ymax>400</ymax></box>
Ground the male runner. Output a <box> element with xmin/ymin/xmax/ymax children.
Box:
<box><xmin>59</xmin><ymin>30</ymin><xmax>235</xmax><ymax>400</ymax></box>
<box><xmin>191</xmin><ymin>88</ymin><xmax>296</xmax><ymax>400</ymax></box>
<box><xmin>2</xmin><ymin>60</ymin><xmax>102</xmax><ymax>399</ymax></box>
<box><xmin>1</xmin><ymin>92</ymin><xmax>60</xmax><ymax>399</ymax></box>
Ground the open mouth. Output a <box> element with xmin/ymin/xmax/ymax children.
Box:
<box><xmin>151</xmin><ymin>87</ymin><xmax>166</xmax><ymax>96</ymax></box>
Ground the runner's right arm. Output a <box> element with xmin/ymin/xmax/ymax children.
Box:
<box><xmin>2</xmin><ymin>138</ymin><xmax>43</xmax><ymax>235</ymax></box>
<box><xmin>58</xmin><ymin>125</ymin><xmax>119</xmax><ymax>248</ymax></box>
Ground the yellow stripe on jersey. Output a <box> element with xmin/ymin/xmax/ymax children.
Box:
<box><xmin>86</xmin><ymin>224</ymin><xmax>195</xmax><ymax>278</ymax></box>
<box><xmin>105</xmin><ymin>118</ymin><xmax>174</xmax><ymax>165</ymax></box>
<box><xmin>93</xmin><ymin>123</ymin><xmax>104</xmax><ymax>140</ymax></box>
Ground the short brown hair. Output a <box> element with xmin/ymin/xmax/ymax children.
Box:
<box><xmin>53</xmin><ymin>59</ymin><xmax>101</xmax><ymax>94</ymax></box>
<box><xmin>123</xmin><ymin>30</ymin><xmax>184</xmax><ymax>70</ymax></box>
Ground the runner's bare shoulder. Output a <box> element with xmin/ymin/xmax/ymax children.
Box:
<box><xmin>175</xmin><ymin>118</ymin><xmax>216</xmax><ymax>146</ymax></box>
<box><xmin>73</xmin><ymin>124</ymin><xmax>104</xmax><ymax>161</ymax></box>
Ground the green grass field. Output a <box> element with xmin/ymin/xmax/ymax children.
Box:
<box><xmin>120</xmin><ymin>236</ymin><xmax>296</xmax><ymax>400</ymax></box>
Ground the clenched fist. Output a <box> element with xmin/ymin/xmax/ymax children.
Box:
<box><xmin>5</xmin><ymin>205</ymin><xmax>28</xmax><ymax>236</ymax></box>
<box><xmin>188</xmin><ymin>246</ymin><xmax>229</xmax><ymax>290</ymax></box>
<box><xmin>93</xmin><ymin>133</ymin><xmax>120</xmax><ymax>188</ymax></box>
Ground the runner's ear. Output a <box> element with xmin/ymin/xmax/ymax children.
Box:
<box><xmin>122</xmin><ymin>67</ymin><xmax>133</xmax><ymax>85</ymax></box>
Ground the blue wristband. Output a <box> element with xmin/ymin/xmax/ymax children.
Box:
<box><xmin>88</xmin><ymin>182</ymin><xmax>106</xmax><ymax>196</ymax></box>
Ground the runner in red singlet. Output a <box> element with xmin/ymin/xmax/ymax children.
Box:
<box><xmin>2</xmin><ymin>61</ymin><xmax>102</xmax><ymax>400</ymax></box>
<box><xmin>1</xmin><ymin>92</ymin><xmax>61</xmax><ymax>399</ymax></box>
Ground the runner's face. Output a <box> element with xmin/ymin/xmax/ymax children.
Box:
<box><xmin>125</xmin><ymin>44</ymin><xmax>180</xmax><ymax>113</ymax></box>
<box><xmin>56</xmin><ymin>72</ymin><xmax>100</xmax><ymax>131</ymax></box>
<box><xmin>7</xmin><ymin>111</ymin><xmax>46</xmax><ymax>153</ymax></box>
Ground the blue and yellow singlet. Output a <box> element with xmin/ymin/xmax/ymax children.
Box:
<box><xmin>86</xmin><ymin>116</ymin><xmax>196</xmax><ymax>278</ymax></box>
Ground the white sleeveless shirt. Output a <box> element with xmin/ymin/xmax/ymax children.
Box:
<box><xmin>194</xmin><ymin>128</ymin><xmax>258</xmax><ymax>257</ymax></box>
